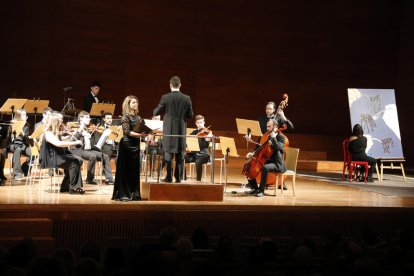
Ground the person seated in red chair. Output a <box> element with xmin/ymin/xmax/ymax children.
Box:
<box><xmin>348</xmin><ymin>124</ymin><xmax>377</xmax><ymax>182</ymax></box>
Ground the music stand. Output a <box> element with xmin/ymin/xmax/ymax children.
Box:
<box><xmin>24</xmin><ymin>100</ymin><xmax>49</xmax><ymax>125</ymax></box>
<box><xmin>218</xmin><ymin>137</ymin><xmax>239</xmax><ymax>191</ymax></box>
<box><xmin>235</xmin><ymin>118</ymin><xmax>262</xmax><ymax>149</ymax></box>
<box><xmin>186</xmin><ymin>136</ymin><xmax>200</xmax><ymax>152</ymax></box>
<box><xmin>113</xmin><ymin>127</ymin><xmax>123</xmax><ymax>143</ymax></box>
<box><xmin>186</xmin><ymin>128</ymin><xmax>196</xmax><ymax>135</ymax></box>
<box><xmin>90</xmin><ymin>103</ymin><xmax>115</xmax><ymax>117</ymax></box>
<box><xmin>30</xmin><ymin>124</ymin><xmax>46</xmax><ymax>140</ymax></box>
<box><xmin>0</xmin><ymin>98</ymin><xmax>27</xmax><ymax>120</ymax></box>
<box><xmin>11</xmin><ymin>121</ymin><xmax>26</xmax><ymax>136</ymax></box>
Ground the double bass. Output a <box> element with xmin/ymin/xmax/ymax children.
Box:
<box><xmin>242</xmin><ymin>95</ymin><xmax>289</xmax><ymax>183</ymax></box>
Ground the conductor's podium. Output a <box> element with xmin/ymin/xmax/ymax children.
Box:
<box><xmin>141</xmin><ymin>181</ymin><xmax>224</xmax><ymax>202</ymax></box>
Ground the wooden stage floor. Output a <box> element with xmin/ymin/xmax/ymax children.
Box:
<box><xmin>1</xmin><ymin>168</ymin><xmax>413</xmax><ymax>208</ymax></box>
<box><xmin>1</xmin><ymin>169</ymin><xmax>414</xmax><ymax>254</ymax></box>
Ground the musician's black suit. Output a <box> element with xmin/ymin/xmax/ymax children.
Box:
<box><xmin>248</xmin><ymin>133</ymin><xmax>287</xmax><ymax>194</ymax></box>
<box><xmin>83</xmin><ymin>92</ymin><xmax>99</xmax><ymax>112</ymax></box>
<box><xmin>153</xmin><ymin>90</ymin><xmax>193</xmax><ymax>182</ymax></box>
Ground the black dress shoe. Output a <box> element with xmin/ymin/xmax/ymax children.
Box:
<box><xmin>69</xmin><ymin>188</ymin><xmax>85</xmax><ymax>195</ymax></box>
<box><xmin>86</xmin><ymin>179</ymin><xmax>98</xmax><ymax>185</ymax></box>
<box><xmin>161</xmin><ymin>178</ymin><xmax>172</xmax><ymax>183</ymax></box>
<box><xmin>105</xmin><ymin>179</ymin><xmax>114</xmax><ymax>185</ymax></box>
<box><xmin>244</xmin><ymin>189</ymin><xmax>258</xmax><ymax>195</ymax></box>
<box><xmin>60</xmin><ymin>188</ymin><xmax>69</xmax><ymax>193</ymax></box>
<box><xmin>366</xmin><ymin>176</ymin><xmax>374</xmax><ymax>182</ymax></box>
<box><xmin>277</xmin><ymin>184</ymin><xmax>288</xmax><ymax>190</ymax></box>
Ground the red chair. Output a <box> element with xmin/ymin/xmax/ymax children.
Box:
<box><xmin>342</xmin><ymin>138</ymin><xmax>369</xmax><ymax>182</ymax></box>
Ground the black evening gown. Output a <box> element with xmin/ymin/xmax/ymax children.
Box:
<box><xmin>40</xmin><ymin>136</ymin><xmax>83</xmax><ymax>192</ymax></box>
<box><xmin>112</xmin><ymin>114</ymin><xmax>141</xmax><ymax>201</ymax></box>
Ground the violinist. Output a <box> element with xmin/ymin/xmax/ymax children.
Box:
<box><xmin>70</xmin><ymin>111</ymin><xmax>114</xmax><ymax>184</ymax></box>
<box><xmin>184</xmin><ymin>115</ymin><xmax>213</xmax><ymax>181</ymax></box>
<box><xmin>0</xmin><ymin>109</ymin><xmax>32</xmax><ymax>179</ymax></box>
<box><xmin>245</xmin><ymin>119</ymin><xmax>286</xmax><ymax>197</ymax></box>
<box><xmin>97</xmin><ymin>112</ymin><xmax>118</xmax><ymax>159</ymax></box>
<box><xmin>146</xmin><ymin>115</ymin><xmax>164</xmax><ymax>176</ymax></box>
<box><xmin>40</xmin><ymin>112</ymin><xmax>85</xmax><ymax>194</ymax></box>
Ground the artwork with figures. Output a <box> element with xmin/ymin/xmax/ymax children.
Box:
<box><xmin>347</xmin><ymin>88</ymin><xmax>403</xmax><ymax>159</ymax></box>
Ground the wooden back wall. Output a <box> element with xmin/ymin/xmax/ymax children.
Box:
<box><xmin>1</xmin><ymin>0</ymin><xmax>413</xmax><ymax>166</ymax></box>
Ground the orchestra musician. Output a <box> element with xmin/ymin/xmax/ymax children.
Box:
<box><xmin>34</xmin><ymin>107</ymin><xmax>53</xmax><ymax>130</ymax></box>
<box><xmin>145</xmin><ymin>115</ymin><xmax>164</xmax><ymax>177</ymax></box>
<box><xmin>70</xmin><ymin>111</ymin><xmax>114</xmax><ymax>184</ymax></box>
<box><xmin>112</xmin><ymin>95</ymin><xmax>145</xmax><ymax>201</ymax></box>
<box><xmin>244</xmin><ymin>119</ymin><xmax>286</xmax><ymax>197</ymax></box>
<box><xmin>259</xmin><ymin>101</ymin><xmax>294</xmax><ymax>135</ymax></box>
<box><xmin>83</xmin><ymin>81</ymin><xmax>101</xmax><ymax>113</ymax></box>
<box><xmin>40</xmin><ymin>112</ymin><xmax>85</xmax><ymax>194</ymax></box>
<box><xmin>184</xmin><ymin>115</ymin><xmax>213</xmax><ymax>181</ymax></box>
<box><xmin>153</xmin><ymin>76</ymin><xmax>194</xmax><ymax>183</ymax></box>
<box><xmin>0</xmin><ymin>109</ymin><xmax>32</xmax><ymax>179</ymax></box>
<box><xmin>97</xmin><ymin>112</ymin><xmax>118</xmax><ymax>159</ymax></box>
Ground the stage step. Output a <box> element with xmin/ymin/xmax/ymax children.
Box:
<box><xmin>144</xmin><ymin>182</ymin><xmax>224</xmax><ymax>201</ymax></box>
<box><xmin>297</xmin><ymin>160</ymin><xmax>343</xmax><ymax>172</ymax></box>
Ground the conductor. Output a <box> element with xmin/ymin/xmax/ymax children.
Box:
<box><xmin>153</xmin><ymin>76</ymin><xmax>193</xmax><ymax>183</ymax></box>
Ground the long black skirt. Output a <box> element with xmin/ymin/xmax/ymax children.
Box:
<box><xmin>112</xmin><ymin>138</ymin><xmax>141</xmax><ymax>201</ymax></box>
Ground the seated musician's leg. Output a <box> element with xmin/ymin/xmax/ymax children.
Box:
<box><xmin>195</xmin><ymin>154</ymin><xmax>210</xmax><ymax>181</ymax></box>
<box><xmin>184</xmin><ymin>153</ymin><xmax>196</xmax><ymax>180</ymax></box>
<box><xmin>0</xmin><ymin>148</ymin><xmax>8</xmax><ymax>181</ymax></box>
<box><xmin>11</xmin><ymin>145</ymin><xmax>23</xmax><ymax>178</ymax></box>
<box><xmin>245</xmin><ymin>178</ymin><xmax>259</xmax><ymax>195</ymax></box>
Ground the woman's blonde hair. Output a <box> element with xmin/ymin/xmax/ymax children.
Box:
<box><xmin>45</xmin><ymin>113</ymin><xmax>63</xmax><ymax>136</ymax></box>
<box><xmin>122</xmin><ymin>95</ymin><xmax>139</xmax><ymax>115</ymax></box>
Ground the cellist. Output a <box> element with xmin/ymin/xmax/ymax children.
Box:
<box><xmin>245</xmin><ymin>119</ymin><xmax>287</xmax><ymax>197</ymax></box>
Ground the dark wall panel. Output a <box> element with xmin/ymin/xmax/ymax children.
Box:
<box><xmin>1</xmin><ymin>0</ymin><xmax>412</xmax><ymax>165</ymax></box>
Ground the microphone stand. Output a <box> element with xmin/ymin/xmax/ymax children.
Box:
<box><xmin>61</xmin><ymin>99</ymin><xmax>73</xmax><ymax>113</ymax></box>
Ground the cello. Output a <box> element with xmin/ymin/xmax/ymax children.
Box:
<box><xmin>242</xmin><ymin>95</ymin><xmax>289</xmax><ymax>181</ymax></box>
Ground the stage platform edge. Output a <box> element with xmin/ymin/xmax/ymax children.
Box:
<box><xmin>142</xmin><ymin>181</ymin><xmax>224</xmax><ymax>201</ymax></box>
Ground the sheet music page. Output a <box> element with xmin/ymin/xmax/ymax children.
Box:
<box><xmin>144</xmin><ymin>119</ymin><xmax>163</xmax><ymax>131</ymax></box>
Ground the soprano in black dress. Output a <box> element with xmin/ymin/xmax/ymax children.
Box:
<box><xmin>112</xmin><ymin>114</ymin><xmax>142</xmax><ymax>201</ymax></box>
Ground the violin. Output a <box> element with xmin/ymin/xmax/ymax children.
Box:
<box><xmin>196</xmin><ymin>125</ymin><xmax>212</xmax><ymax>137</ymax></box>
<box><xmin>86</xmin><ymin>123</ymin><xmax>105</xmax><ymax>134</ymax></box>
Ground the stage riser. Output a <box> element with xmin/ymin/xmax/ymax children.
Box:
<box><xmin>147</xmin><ymin>182</ymin><xmax>224</xmax><ymax>201</ymax></box>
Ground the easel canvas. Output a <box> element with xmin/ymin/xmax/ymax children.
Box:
<box><xmin>347</xmin><ymin>89</ymin><xmax>403</xmax><ymax>159</ymax></box>
<box><xmin>348</xmin><ymin>88</ymin><xmax>406</xmax><ymax>181</ymax></box>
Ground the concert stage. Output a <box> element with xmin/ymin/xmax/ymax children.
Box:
<box><xmin>1</xmin><ymin>169</ymin><xmax>414</xmax><ymax>256</ymax></box>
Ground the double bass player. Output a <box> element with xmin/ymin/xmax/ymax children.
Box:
<box><xmin>244</xmin><ymin>119</ymin><xmax>286</xmax><ymax>197</ymax></box>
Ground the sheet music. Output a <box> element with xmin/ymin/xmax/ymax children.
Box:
<box><xmin>144</xmin><ymin>119</ymin><xmax>163</xmax><ymax>131</ymax></box>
